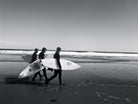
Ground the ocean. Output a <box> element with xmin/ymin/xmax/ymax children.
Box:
<box><xmin>0</xmin><ymin>49</ymin><xmax>138</xmax><ymax>63</ymax></box>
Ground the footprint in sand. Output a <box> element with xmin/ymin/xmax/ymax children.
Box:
<box><xmin>96</xmin><ymin>91</ymin><xmax>120</xmax><ymax>102</ymax></box>
<box><xmin>50</xmin><ymin>99</ymin><xmax>57</xmax><ymax>103</ymax></box>
<box><xmin>125</xmin><ymin>97</ymin><xmax>133</xmax><ymax>104</ymax></box>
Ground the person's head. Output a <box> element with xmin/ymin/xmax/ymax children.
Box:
<box><xmin>34</xmin><ymin>48</ymin><xmax>39</xmax><ymax>53</ymax></box>
<box><xmin>56</xmin><ymin>47</ymin><xmax>61</xmax><ymax>52</ymax></box>
<box><xmin>42</xmin><ymin>47</ymin><xmax>47</xmax><ymax>53</ymax></box>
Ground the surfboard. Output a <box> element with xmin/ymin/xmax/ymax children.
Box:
<box><xmin>19</xmin><ymin>58</ymin><xmax>81</xmax><ymax>78</ymax></box>
<box><xmin>18</xmin><ymin>59</ymin><xmax>44</xmax><ymax>78</ymax></box>
<box><xmin>42</xmin><ymin>58</ymin><xmax>81</xmax><ymax>70</ymax></box>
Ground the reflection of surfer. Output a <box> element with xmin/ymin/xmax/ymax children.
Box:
<box><xmin>46</xmin><ymin>47</ymin><xmax>63</xmax><ymax>85</ymax></box>
<box><xmin>32</xmin><ymin>47</ymin><xmax>48</xmax><ymax>81</ymax></box>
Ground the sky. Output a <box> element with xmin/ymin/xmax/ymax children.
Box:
<box><xmin>0</xmin><ymin>0</ymin><xmax>138</xmax><ymax>52</ymax></box>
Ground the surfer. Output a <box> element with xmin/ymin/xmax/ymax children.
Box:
<box><xmin>31</xmin><ymin>48</ymin><xmax>43</xmax><ymax>79</ymax></box>
<box><xmin>46</xmin><ymin>47</ymin><xmax>63</xmax><ymax>85</ymax></box>
<box><xmin>32</xmin><ymin>47</ymin><xmax>48</xmax><ymax>81</ymax></box>
<box><xmin>31</xmin><ymin>48</ymin><xmax>39</xmax><ymax>63</ymax></box>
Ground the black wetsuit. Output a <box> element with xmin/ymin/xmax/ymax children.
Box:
<box><xmin>54</xmin><ymin>52</ymin><xmax>61</xmax><ymax>69</ymax></box>
<box><xmin>31</xmin><ymin>52</ymin><xmax>37</xmax><ymax>63</ymax></box>
<box><xmin>39</xmin><ymin>52</ymin><xmax>45</xmax><ymax>59</ymax></box>
<box><xmin>32</xmin><ymin>52</ymin><xmax>48</xmax><ymax>81</ymax></box>
<box><xmin>46</xmin><ymin>51</ymin><xmax>62</xmax><ymax>85</ymax></box>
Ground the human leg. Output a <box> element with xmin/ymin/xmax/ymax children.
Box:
<box><xmin>38</xmin><ymin>71</ymin><xmax>43</xmax><ymax>80</ymax></box>
<box><xmin>58</xmin><ymin>70</ymin><xmax>62</xmax><ymax>85</ymax></box>
<box><xmin>32</xmin><ymin>72</ymin><xmax>39</xmax><ymax>81</ymax></box>
<box><xmin>42</xmin><ymin>68</ymin><xmax>48</xmax><ymax>81</ymax></box>
<box><xmin>46</xmin><ymin>70</ymin><xmax>58</xmax><ymax>84</ymax></box>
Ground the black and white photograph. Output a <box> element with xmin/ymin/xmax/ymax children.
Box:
<box><xmin>0</xmin><ymin>0</ymin><xmax>138</xmax><ymax>104</ymax></box>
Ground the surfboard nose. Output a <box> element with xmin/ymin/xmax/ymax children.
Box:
<box><xmin>18</xmin><ymin>74</ymin><xmax>25</xmax><ymax>78</ymax></box>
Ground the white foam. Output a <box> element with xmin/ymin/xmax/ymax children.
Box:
<box><xmin>0</xmin><ymin>50</ymin><xmax>138</xmax><ymax>58</ymax></box>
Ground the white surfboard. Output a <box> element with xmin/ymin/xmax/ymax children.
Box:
<box><xmin>42</xmin><ymin>58</ymin><xmax>81</xmax><ymax>70</ymax></box>
<box><xmin>18</xmin><ymin>59</ymin><xmax>44</xmax><ymax>78</ymax></box>
<box><xmin>19</xmin><ymin>58</ymin><xmax>81</xmax><ymax>78</ymax></box>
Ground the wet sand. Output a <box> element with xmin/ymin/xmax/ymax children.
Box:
<box><xmin>0</xmin><ymin>54</ymin><xmax>138</xmax><ymax>104</ymax></box>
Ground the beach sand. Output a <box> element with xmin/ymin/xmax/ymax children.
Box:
<box><xmin>0</xmin><ymin>54</ymin><xmax>138</xmax><ymax>104</ymax></box>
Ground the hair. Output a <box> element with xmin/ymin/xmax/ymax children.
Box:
<box><xmin>34</xmin><ymin>48</ymin><xmax>39</xmax><ymax>52</ymax></box>
<box><xmin>57</xmin><ymin>47</ymin><xmax>61</xmax><ymax>51</ymax></box>
<box><xmin>42</xmin><ymin>47</ymin><xmax>47</xmax><ymax>52</ymax></box>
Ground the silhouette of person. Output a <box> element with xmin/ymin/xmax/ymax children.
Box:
<box><xmin>46</xmin><ymin>47</ymin><xmax>63</xmax><ymax>85</ymax></box>
<box><xmin>31</xmin><ymin>48</ymin><xmax>42</xmax><ymax>79</ymax></box>
<box><xmin>31</xmin><ymin>48</ymin><xmax>39</xmax><ymax>63</ymax></box>
<box><xmin>32</xmin><ymin>47</ymin><xmax>48</xmax><ymax>81</ymax></box>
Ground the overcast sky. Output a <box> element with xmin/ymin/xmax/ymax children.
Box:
<box><xmin>0</xmin><ymin>0</ymin><xmax>138</xmax><ymax>52</ymax></box>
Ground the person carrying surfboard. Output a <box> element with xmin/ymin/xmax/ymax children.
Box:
<box><xmin>32</xmin><ymin>47</ymin><xmax>48</xmax><ymax>81</ymax></box>
<box><xmin>31</xmin><ymin>48</ymin><xmax>43</xmax><ymax>79</ymax></box>
<box><xmin>31</xmin><ymin>48</ymin><xmax>39</xmax><ymax>63</ymax></box>
<box><xmin>46</xmin><ymin>47</ymin><xmax>63</xmax><ymax>85</ymax></box>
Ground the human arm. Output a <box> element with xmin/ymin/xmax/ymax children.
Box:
<box><xmin>56</xmin><ymin>59</ymin><xmax>62</xmax><ymax>69</ymax></box>
<box><xmin>54</xmin><ymin>53</ymin><xmax>62</xmax><ymax>69</ymax></box>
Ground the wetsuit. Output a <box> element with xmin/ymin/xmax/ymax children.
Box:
<box><xmin>31</xmin><ymin>52</ymin><xmax>37</xmax><ymax>63</ymax></box>
<box><xmin>32</xmin><ymin>52</ymin><xmax>48</xmax><ymax>81</ymax></box>
<box><xmin>46</xmin><ymin>51</ymin><xmax>62</xmax><ymax>85</ymax></box>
